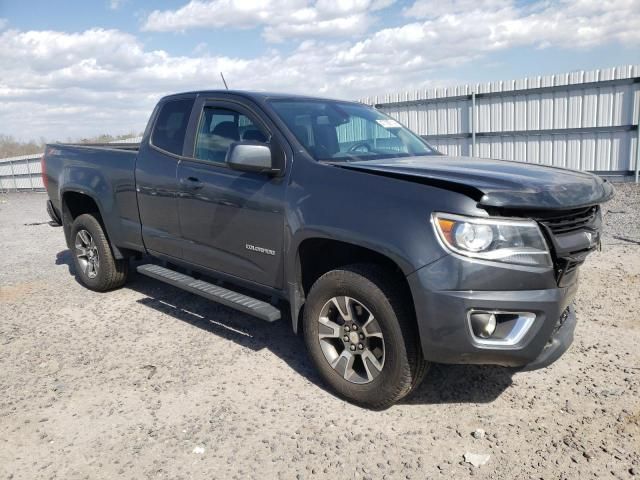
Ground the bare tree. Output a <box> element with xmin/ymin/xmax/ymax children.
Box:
<box><xmin>0</xmin><ymin>132</ymin><xmax>142</xmax><ymax>158</ymax></box>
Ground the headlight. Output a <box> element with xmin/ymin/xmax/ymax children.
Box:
<box><xmin>432</xmin><ymin>213</ymin><xmax>552</xmax><ymax>267</ymax></box>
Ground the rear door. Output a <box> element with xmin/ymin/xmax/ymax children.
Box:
<box><xmin>136</xmin><ymin>96</ymin><xmax>195</xmax><ymax>257</ymax></box>
<box><xmin>176</xmin><ymin>96</ymin><xmax>287</xmax><ymax>288</ymax></box>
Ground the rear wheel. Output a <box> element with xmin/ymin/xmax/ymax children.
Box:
<box><xmin>70</xmin><ymin>214</ymin><xmax>128</xmax><ymax>291</ymax></box>
<box><xmin>303</xmin><ymin>264</ymin><xmax>428</xmax><ymax>409</ymax></box>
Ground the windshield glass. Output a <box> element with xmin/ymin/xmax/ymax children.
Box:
<box><xmin>269</xmin><ymin>99</ymin><xmax>439</xmax><ymax>162</ymax></box>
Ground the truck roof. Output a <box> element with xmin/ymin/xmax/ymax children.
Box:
<box><xmin>160</xmin><ymin>90</ymin><xmax>361</xmax><ymax>105</ymax></box>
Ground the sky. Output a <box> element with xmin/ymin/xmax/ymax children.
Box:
<box><xmin>0</xmin><ymin>0</ymin><xmax>639</xmax><ymax>141</ymax></box>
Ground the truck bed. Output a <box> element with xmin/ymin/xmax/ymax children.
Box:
<box><xmin>44</xmin><ymin>142</ymin><xmax>143</xmax><ymax>254</ymax></box>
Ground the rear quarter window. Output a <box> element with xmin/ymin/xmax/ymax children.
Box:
<box><xmin>151</xmin><ymin>98</ymin><xmax>194</xmax><ymax>155</ymax></box>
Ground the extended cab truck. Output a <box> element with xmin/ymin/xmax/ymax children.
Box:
<box><xmin>42</xmin><ymin>91</ymin><xmax>613</xmax><ymax>408</ymax></box>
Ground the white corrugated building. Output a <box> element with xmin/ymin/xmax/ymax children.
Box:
<box><xmin>361</xmin><ymin>64</ymin><xmax>639</xmax><ymax>181</ymax></box>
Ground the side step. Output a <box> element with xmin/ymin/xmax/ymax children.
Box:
<box><xmin>136</xmin><ymin>264</ymin><xmax>281</xmax><ymax>322</ymax></box>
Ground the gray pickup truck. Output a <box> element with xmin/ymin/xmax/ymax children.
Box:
<box><xmin>42</xmin><ymin>90</ymin><xmax>613</xmax><ymax>408</ymax></box>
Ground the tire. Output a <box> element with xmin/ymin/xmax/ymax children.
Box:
<box><xmin>46</xmin><ymin>201</ymin><xmax>61</xmax><ymax>226</ymax></box>
<box><xmin>70</xmin><ymin>213</ymin><xmax>128</xmax><ymax>291</ymax></box>
<box><xmin>303</xmin><ymin>264</ymin><xmax>428</xmax><ymax>409</ymax></box>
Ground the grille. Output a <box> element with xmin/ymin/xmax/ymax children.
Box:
<box><xmin>535</xmin><ymin>206</ymin><xmax>599</xmax><ymax>235</ymax></box>
<box><xmin>492</xmin><ymin>204</ymin><xmax>601</xmax><ymax>286</ymax></box>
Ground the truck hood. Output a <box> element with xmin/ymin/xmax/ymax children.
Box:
<box><xmin>338</xmin><ymin>156</ymin><xmax>614</xmax><ymax>210</ymax></box>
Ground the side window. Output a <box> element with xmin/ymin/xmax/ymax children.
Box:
<box><xmin>194</xmin><ymin>107</ymin><xmax>268</xmax><ymax>163</ymax></box>
<box><xmin>151</xmin><ymin>98</ymin><xmax>194</xmax><ymax>155</ymax></box>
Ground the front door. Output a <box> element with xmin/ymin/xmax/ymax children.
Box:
<box><xmin>176</xmin><ymin>99</ymin><xmax>287</xmax><ymax>288</ymax></box>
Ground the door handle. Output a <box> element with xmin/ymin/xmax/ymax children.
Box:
<box><xmin>181</xmin><ymin>176</ymin><xmax>203</xmax><ymax>190</ymax></box>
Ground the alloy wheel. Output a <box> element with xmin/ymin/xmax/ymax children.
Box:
<box><xmin>317</xmin><ymin>296</ymin><xmax>385</xmax><ymax>384</ymax></box>
<box><xmin>75</xmin><ymin>229</ymin><xmax>100</xmax><ymax>279</ymax></box>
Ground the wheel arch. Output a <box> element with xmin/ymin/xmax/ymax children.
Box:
<box><xmin>289</xmin><ymin>236</ymin><xmax>416</xmax><ymax>337</ymax></box>
<box><xmin>61</xmin><ymin>188</ymin><xmax>124</xmax><ymax>259</ymax></box>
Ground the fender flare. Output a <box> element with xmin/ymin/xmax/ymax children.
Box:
<box><xmin>286</xmin><ymin>230</ymin><xmax>415</xmax><ymax>333</ymax></box>
<box><xmin>60</xmin><ymin>186</ymin><xmax>125</xmax><ymax>259</ymax></box>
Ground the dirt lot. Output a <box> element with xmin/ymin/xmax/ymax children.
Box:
<box><xmin>1</xmin><ymin>186</ymin><xmax>639</xmax><ymax>480</ymax></box>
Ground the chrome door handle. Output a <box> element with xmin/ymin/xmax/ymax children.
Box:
<box><xmin>181</xmin><ymin>176</ymin><xmax>203</xmax><ymax>190</ymax></box>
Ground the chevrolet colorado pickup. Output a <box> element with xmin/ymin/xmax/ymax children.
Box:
<box><xmin>42</xmin><ymin>91</ymin><xmax>613</xmax><ymax>408</ymax></box>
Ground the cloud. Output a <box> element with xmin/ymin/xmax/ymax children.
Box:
<box><xmin>403</xmin><ymin>0</ymin><xmax>508</xmax><ymax>18</ymax></box>
<box><xmin>142</xmin><ymin>0</ymin><xmax>394</xmax><ymax>41</ymax></box>
<box><xmin>0</xmin><ymin>18</ymin><xmax>8</xmax><ymax>30</ymax></box>
<box><xmin>1</xmin><ymin>0</ymin><xmax>638</xmax><ymax>140</ymax></box>
<box><xmin>108</xmin><ymin>0</ymin><xmax>125</xmax><ymax>10</ymax></box>
<box><xmin>403</xmin><ymin>0</ymin><xmax>640</xmax><ymax>49</ymax></box>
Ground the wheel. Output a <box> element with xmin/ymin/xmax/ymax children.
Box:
<box><xmin>303</xmin><ymin>264</ymin><xmax>428</xmax><ymax>409</ymax></box>
<box><xmin>70</xmin><ymin>214</ymin><xmax>128</xmax><ymax>291</ymax></box>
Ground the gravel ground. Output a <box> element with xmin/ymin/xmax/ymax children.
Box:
<box><xmin>1</xmin><ymin>185</ymin><xmax>639</xmax><ymax>480</ymax></box>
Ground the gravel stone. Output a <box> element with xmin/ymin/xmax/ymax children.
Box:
<box><xmin>464</xmin><ymin>453</ymin><xmax>491</xmax><ymax>467</ymax></box>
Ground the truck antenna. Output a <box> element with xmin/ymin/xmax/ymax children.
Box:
<box><xmin>220</xmin><ymin>72</ymin><xmax>229</xmax><ymax>90</ymax></box>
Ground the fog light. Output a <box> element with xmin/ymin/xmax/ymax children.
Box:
<box><xmin>467</xmin><ymin>310</ymin><xmax>536</xmax><ymax>347</ymax></box>
<box><xmin>470</xmin><ymin>312</ymin><xmax>497</xmax><ymax>338</ymax></box>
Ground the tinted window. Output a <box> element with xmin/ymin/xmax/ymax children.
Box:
<box><xmin>269</xmin><ymin>99</ymin><xmax>437</xmax><ymax>162</ymax></box>
<box><xmin>194</xmin><ymin>107</ymin><xmax>268</xmax><ymax>163</ymax></box>
<box><xmin>152</xmin><ymin>98</ymin><xmax>194</xmax><ymax>155</ymax></box>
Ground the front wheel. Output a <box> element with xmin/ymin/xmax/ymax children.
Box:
<box><xmin>302</xmin><ymin>264</ymin><xmax>428</xmax><ymax>409</ymax></box>
<box><xmin>70</xmin><ymin>214</ymin><xmax>128</xmax><ymax>291</ymax></box>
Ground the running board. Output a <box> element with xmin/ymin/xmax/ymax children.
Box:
<box><xmin>136</xmin><ymin>264</ymin><xmax>281</xmax><ymax>322</ymax></box>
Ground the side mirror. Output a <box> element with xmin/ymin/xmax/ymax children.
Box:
<box><xmin>226</xmin><ymin>141</ymin><xmax>278</xmax><ymax>175</ymax></box>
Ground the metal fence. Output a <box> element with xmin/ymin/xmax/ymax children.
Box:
<box><xmin>0</xmin><ymin>153</ymin><xmax>44</xmax><ymax>191</ymax></box>
<box><xmin>362</xmin><ymin>65</ymin><xmax>640</xmax><ymax>181</ymax></box>
<box><xmin>0</xmin><ymin>137</ymin><xmax>143</xmax><ymax>192</ymax></box>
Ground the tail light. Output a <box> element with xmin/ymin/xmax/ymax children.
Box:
<box><xmin>41</xmin><ymin>153</ymin><xmax>48</xmax><ymax>189</ymax></box>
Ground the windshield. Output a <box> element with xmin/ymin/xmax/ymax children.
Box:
<box><xmin>269</xmin><ymin>99</ymin><xmax>439</xmax><ymax>162</ymax></box>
